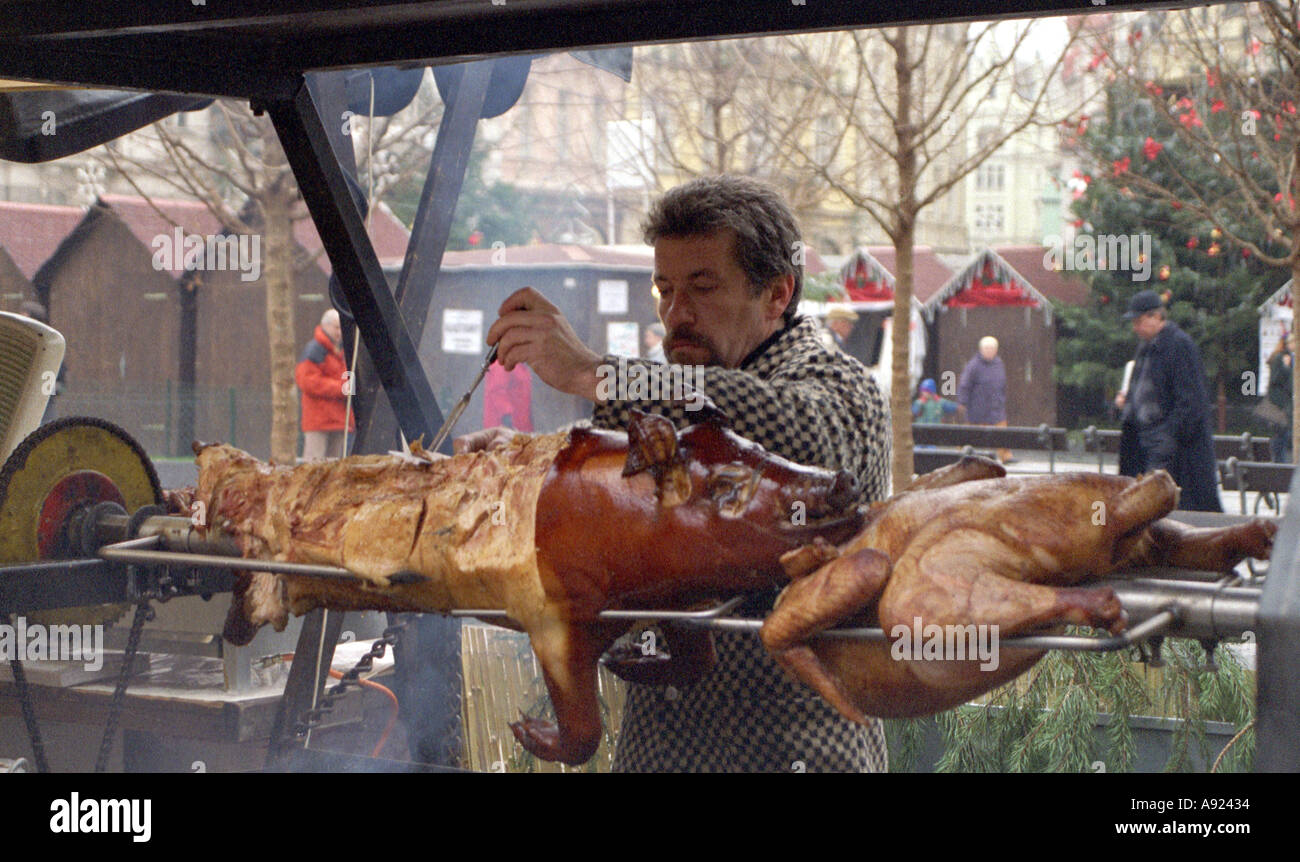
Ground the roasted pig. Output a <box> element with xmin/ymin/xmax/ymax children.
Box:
<box><xmin>197</xmin><ymin>409</ymin><xmax>865</xmax><ymax>764</ymax></box>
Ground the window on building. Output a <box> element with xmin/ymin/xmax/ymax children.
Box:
<box><xmin>974</xmin><ymin>203</ymin><xmax>1005</xmax><ymax>232</ymax></box>
<box><xmin>976</xmin><ymin>163</ymin><xmax>1005</xmax><ymax>192</ymax></box>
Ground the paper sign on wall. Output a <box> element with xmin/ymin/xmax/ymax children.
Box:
<box><xmin>442</xmin><ymin>309</ymin><xmax>484</xmax><ymax>354</ymax></box>
<box><xmin>598</xmin><ymin>279</ymin><xmax>629</xmax><ymax>315</ymax></box>
<box><xmin>607</xmin><ymin>321</ymin><xmax>639</xmax><ymax>357</ymax></box>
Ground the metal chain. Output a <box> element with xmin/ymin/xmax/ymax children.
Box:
<box><xmin>94</xmin><ymin>601</ymin><xmax>154</xmax><ymax>773</ymax></box>
<box><xmin>292</xmin><ymin>619</ymin><xmax>407</xmax><ymax>739</ymax></box>
<box><xmin>5</xmin><ymin>613</ymin><xmax>49</xmax><ymax>773</ymax></box>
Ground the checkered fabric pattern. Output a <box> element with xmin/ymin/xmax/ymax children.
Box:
<box><xmin>591</xmin><ymin>315</ymin><xmax>892</xmax><ymax>773</ymax></box>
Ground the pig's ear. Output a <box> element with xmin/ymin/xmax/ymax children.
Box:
<box><xmin>695</xmin><ymin>402</ymin><xmax>732</xmax><ymax>428</ymax></box>
<box><xmin>623</xmin><ymin>409</ymin><xmax>679</xmax><ymax>478</ymax></box>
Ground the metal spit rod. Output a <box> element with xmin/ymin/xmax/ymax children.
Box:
<box><xmin>95</xmin><ymin>521</ymin><xmax>1263</xmax><ymax>651</ymax></box>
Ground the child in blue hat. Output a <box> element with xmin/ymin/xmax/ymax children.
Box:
<box><xmin>912</xmin><ymin>378</ymin><xmax>958</xmax><ymax>425</ymax></box>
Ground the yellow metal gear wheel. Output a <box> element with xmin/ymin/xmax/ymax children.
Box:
<box><xmin>0</xmin><ymin>417</ymin><xmax>163</xmax><ymax>627</ymax></box>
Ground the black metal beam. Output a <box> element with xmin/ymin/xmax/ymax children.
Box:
<box><xmin>264</xmin><ymin>607</ymin><xmax>345</xmax><ymax>766</ymax></box>
<box><xmin>1256</xmin><ymin>470</ymin><xmax>1300</xmax><ymax>771</ymax></box>
<box><xmin>266</xmin><ymin>78</ymin><xmax>445</xmax><ymax>443</ymax></box>
<box><xmin>352</xmin><ymin>59</ymin><xmax>494</xmax><ymax>456</ymax></box>
<box><xmin>0</xmin><ymin>1</ymin><xmax>1218</xmax><ymax>100</ymax></box>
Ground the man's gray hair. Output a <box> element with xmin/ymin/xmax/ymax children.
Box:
<box><xmin>642</xmin><ymin>175</ymin><xmax>803</xmax><ymax>325</ymax></box>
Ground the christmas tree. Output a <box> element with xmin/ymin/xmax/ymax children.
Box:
<box><xmin>1055</xmin><ymin>90</ymin><xmax>1288</xmax><ymax>429</ymax></box>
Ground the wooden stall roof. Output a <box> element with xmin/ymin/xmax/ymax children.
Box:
<box><xmin>0</xmin><ymin>1</ymin><xmax>1215</xmax><ymax>99</ymax></box>
<box><xmin>993</xmin><ymin>245</ymin><xmax>1091</xmax><ymax>307</ymax></box>
<box><xmin>0</xmin><ymin>195</ymin><xmax>411</xmax><ymax>280</ymax></box>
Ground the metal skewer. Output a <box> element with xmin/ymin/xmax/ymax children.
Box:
<box><xmin>428</xmin><ymin>343</ymin><xmax>499</xmax><ymax>454</ymax></box>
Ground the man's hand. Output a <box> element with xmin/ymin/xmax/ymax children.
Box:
<box><xmin>1114</xmin><ymin>392</ymin><xmax>1127</xmax><ymax>409</ymax></box>
<box><xmin>454</xmin><ymin>426</ymin><xmax>519</xmax><ymax>454</ymax></box>
<box><xmin>487</xmin><ymin>287</ymin><xmax>603</xmax><ymax>401</ymax></box>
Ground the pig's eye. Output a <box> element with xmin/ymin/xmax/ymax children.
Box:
<box><xmin>707</xmin><ymin>462</ymin><xmax>751</xmax><ymax>491</ymax></box>
<box><xmin>707</xmin><ymin>463</ymin><xmax>759</xmax><ymax>516</ymax></box>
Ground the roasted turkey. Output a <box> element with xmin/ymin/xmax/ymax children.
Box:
<box><xmin>760</xmin><ymin>456</ymin><xmax>1277</xmax><ymax>722</ymax></box>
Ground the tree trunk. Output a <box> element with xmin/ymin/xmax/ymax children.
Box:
<box><xmin>263</xmin><ymin>182</ymin><xmax>299</xmax><ymax>464</ymax></box>
<box><xmin>1291</xmin><ymin>255</ymin><xmax>1300</xmax><ymax>461</ymax></box>
<box><xmin>890</xmin><ymin>29</ymin><xmax>918</xmax><ymax>493</ymax></box>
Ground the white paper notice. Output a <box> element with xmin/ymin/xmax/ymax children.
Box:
<box><xmin>597</xmin><ymin>279</ymin><xmax>629</xmax><ymax>315</ymax></box>
<box><xmin>442</xmin><ymin>309</ymin><xmax>484</xmax><ymax>354</ymax></box>
<box><xmin>607</xmin><ymin>321</ymin><xmax>639</xmax><ymax>357</ymax></box>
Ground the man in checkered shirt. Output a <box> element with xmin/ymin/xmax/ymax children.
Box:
<box><xmin>479</xmin><ymin>175</ymin><xmax>891</xmax><ymax>772</ymax></box>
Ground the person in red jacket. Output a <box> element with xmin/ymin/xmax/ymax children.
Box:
<box><xmin>295</xmin><ymin>308</ymin><xmax>355</xmax><ymax>460</ymax></box>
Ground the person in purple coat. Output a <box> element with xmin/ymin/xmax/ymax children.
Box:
<box><xmin>957</xmin><ymin>335</ymin><xmax>1012</xmax><ymax>462</ymax></box>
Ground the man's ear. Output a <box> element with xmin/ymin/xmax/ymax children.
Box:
<box><xmin>764</xmin><ymin>273</ymin><xmax>796</xmax><ymax>323</ymax></box>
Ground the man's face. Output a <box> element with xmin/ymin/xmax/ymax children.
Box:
<box><xmin>979</xmin><ymin>342</ymin><xmax>997</xmax><ymax>360</ymax></box>
<box><xmin>828</xmin><ymin>318</ymin><xmax>853</xmax><ymax>340</ymax></box>
<box><xmin>1132</xmin><ymin>311</ymin><xmax>1163</xmax><ymax>341</ymax></box>
<box><xmin>652</xmin><ymin>231</ymin><xmax>789</xmax><ymax>369</ymax></box>
<box><xmin>322</xmin><ymin>317</ymin><xmax>342</xmax><ymax>345</ymax></box>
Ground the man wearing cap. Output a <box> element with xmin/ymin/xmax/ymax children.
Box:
<box><xmin>1118</xmin><ymin>290</ymin><xmax>1221</xmax><ymax>511</ymax></box>
<box><xmin>823</xmin><ymin>306</ymin><xmax>859</xmax><ymax>354</ymax></box>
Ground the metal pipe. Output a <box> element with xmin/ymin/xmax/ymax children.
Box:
<box><xmin>1108</xmin><ymin>578</ymin><xmax>1260</xmax><ymax>640</ymax></box>
<box><xmin>98</xmin><ymin>541</ymin><xmax>367</xmax><ymax>583</ymax></box>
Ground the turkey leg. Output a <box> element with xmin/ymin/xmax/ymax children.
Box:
<box><xmin>761</xmin><ymin>548</ymin><xmax>892</xmax><ymax>724</ymax></box>
<box><xmin>1117</xmin><ymin>517</ymin><xmax>1277</xmax><ymax>571</ymax></box>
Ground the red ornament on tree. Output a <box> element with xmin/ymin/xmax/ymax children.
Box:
<box><xmin>1112</xmin><ymin>156</ymin><xmax>1131</xmax><ymax>176</ymax></box>
<box><xmin>1143</xmin><ymin>137</ymin><xmax>1163</xmax><ymax>160</ymax></box>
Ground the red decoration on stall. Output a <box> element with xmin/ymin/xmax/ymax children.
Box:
<box><xmin>943</xmin><ymin>257</ymin><xmax>1037</xmax><ymax>308</ymax></box>
<box><xmin>843</xmin><ymin>256</ymin><xmax>893</xmax><ymax>302</ymax></box>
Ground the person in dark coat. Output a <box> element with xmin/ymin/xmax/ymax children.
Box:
<box><xmin>1118</xmin><ymin>290</ymin><xmax>1222</xmax><ymax>512</ymax></box>
<box><xmin>957</xmin><ymin>335</ymin><xmax>1011</xmax><ymax>462</ymax></box>
<box><xmin>1267</xmin><ymin>330</ymin><xmax>1292</xmax><ymax>463</ymax></box>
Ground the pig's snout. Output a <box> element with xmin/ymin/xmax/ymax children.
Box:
<box><xmin>787</xmin><ymin>469</ymin><xmax>859</xmax><ymax>522</ymax></box>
